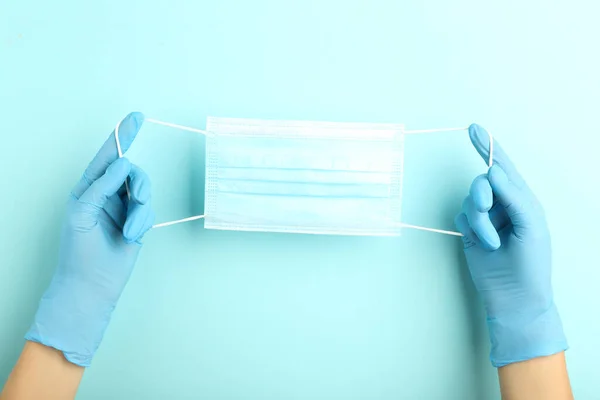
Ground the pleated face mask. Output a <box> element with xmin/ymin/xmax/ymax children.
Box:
<box><xmin>115</xmin><ymin>117</ymin><xmax>493</xmax><ymax>237</ymax></box>
<box><xmin>204</xmin><ymin>117</ymin><xmax>404</xmax><ymax>236</ymax></box>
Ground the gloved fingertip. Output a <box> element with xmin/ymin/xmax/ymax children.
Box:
<box><xmin>128</xmin><ymin>112</ymin><xmax>145</xmax><ymax>130</ymax></box>
<box><xmin>132</xmin><ymin>179</ymin><xmax>151</xmax><ymax>205</ymax></box>
<box><xmin>468</xmin><ymin>123</ymin><xmax>492</xmax><ymax>155</ymax></box>
<box><xmin>469</xmin><ymin>123</ymin><xmax>486</xmax><ymax>139</ymax></box>
<box><xmin>468</xmin><ymin>123</ymin><xmax>480</xmax><ymax>133</ymax></box>
<box><xmin>123</xmin><ymin>235</ymin><xmax>136</xmax><ymax>244</ymax></box>
<box><xmin>484</xmin><ymin>233</ymin><xmax>501</xmax><ymax>251</ymax></box>
<box><xmin>468</xmin><ymin>123</ymin><xmax>482</xmax><ymax>137</ymax></box>
<box><xmin>123</xmin><ymin>225</ymin><xmax>143</xmax><ymax>244</ymax></box>
<box><xmin>124</xmin><ymin>224</ymin><xmax>153</xmax><ymax>244</ymax></box>
<box><xmin>471</xmin><ymin>175</ymin><xmax>493</xmax><ymax>213</ymax></box>
<box><xmin>124</xmin><ymin>203</ymin><xmax>155</xmax><ymax>243</ymax></box>
<box><xmin>123</xmin><ymin>220</ymin><xmax>139</xmax><ymax>243</ymax></box>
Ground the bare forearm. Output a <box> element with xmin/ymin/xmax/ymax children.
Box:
<box><xmin>0</xmin><ymin>341</ymin><xmax>84</xmax><ymax>400</ymax></box>
<box><xmin>498</xmin><ymin>352</ymin><xmax>573</xmax><ymax>400</ymax></box>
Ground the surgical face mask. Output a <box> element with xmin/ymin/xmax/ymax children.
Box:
<box><xmin>115</xmin><ymin>117</ymin><xmax>493</xmax><ymax>237</ymax></box>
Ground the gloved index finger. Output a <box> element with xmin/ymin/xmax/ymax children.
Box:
<box><xmin>128</xmin><ymin>164</ymin><xmax>151</xmax><ymax>205</ymax></box>
<box><xmin>468</xmin><ymin>124</ymin><xmax>526</xmax><ymax>189</ymax></box>
<box><xmin>82</xmin><ymin>112</ymin><xmax>144</xmax><ymax>184</ymax></box>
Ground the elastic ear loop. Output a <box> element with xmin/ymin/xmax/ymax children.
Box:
<box><xmin>116</xmin><ymin>120</ymin><xmax>494</xmax><ymax>234</ymax></box>
<box><xmin>115</xmin><ymin>118</ymin><xmax>209</xmax><ymax>229</ymax></box>
<box><xmin>398</xmin><ymin>126</ymin><xmax>494</xmax><ymax>237</ymax></box>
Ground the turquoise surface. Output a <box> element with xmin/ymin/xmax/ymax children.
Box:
<box><xmin>1</xmin><ymin>1</ymin><xmax>598</xmax><ymax>398</ymax></box>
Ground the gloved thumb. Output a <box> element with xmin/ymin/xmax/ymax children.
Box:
<box><xmin>79</xmin><ymin>158</ymin><xmax>132</xmax><ymax>211</ymax></box>
<box><xmin>488</xmin><ymin>164</ymin><xmax>532</xmax><ymax>235</ymax></box>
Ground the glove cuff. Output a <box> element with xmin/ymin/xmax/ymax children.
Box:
<box><xmin>24</xmin><ymin>278</ymin><xmax>114</xmax><ymax>367</ymax></box>
<box><xmin>487</xmin><ymin>302</ymin><xmax>568</xmax><ymax>368</ymax></box>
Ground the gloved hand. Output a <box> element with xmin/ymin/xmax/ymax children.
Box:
<box><xmin>25</xmin><ymin>112</ymin><xmax>155</xmax><ymax>367</ymax></box>
<box><xmin>455</xmin><ymin>124</ymin><xmax>567</xmax><ymax>367</ymax></box>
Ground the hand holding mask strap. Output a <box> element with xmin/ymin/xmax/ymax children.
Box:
<box><xmin>114</xmin><ymin>118</ymin><xmax>208</xmax><ymax>229</ymax></box>
<box><xmin>115</xmin><ymin>117</ymin><xmax>494</xmax><ymax>236</ymax></box>
<box><xmin>399</xmin><ymin>126</ymin><xmax>494</xmax><ymax>236</ymax></box>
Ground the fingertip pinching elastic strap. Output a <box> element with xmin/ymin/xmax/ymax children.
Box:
<box><xmin>114</xmin><ymin>118</ymin><xmax>207</xmax><ymax>229</ymax></box>
<box><xmin>402</xmin><ymin>126</ymin><xmax>494</xmax><ymax>236</ymax></box>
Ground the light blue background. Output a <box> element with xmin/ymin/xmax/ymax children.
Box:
<box><xmin>1</xmin><ymin>1</ymin><xmax>598</xmax><ymax>398</ymax></box>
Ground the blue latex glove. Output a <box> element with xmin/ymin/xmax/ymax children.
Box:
<box><xmin>455</xmin><ymin>124</ymin><xmax>567</xmax><ymax>367</ymax></box>
<box><xmin>25</xmin><ymin>112</ymin><xmax>155</xmax><ymax>367</ymax></box>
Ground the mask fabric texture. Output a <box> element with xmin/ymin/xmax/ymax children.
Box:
<box><xmin>204</xmin><ymin>117</ymin><xmax>405</xmax><ymax>236</ymax></box>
